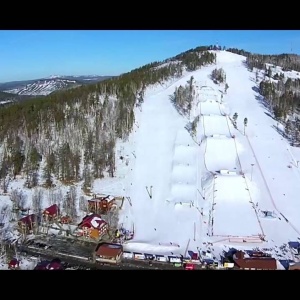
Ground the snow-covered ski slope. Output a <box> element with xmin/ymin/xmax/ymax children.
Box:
<box><xmin>114</xmin><ymin>50</ymin><xmax>300</xmax><ymax>260</ymax></box>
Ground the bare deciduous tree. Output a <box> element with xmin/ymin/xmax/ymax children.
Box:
<box><xmin>48</xmin><ymin>189</ymin><xmax>55</xmax><ymax>206</ymax></box>
<box><xmin>48</xmin><ymin>188</ymin><xmax>63</xmax><ymax>209</ymax></box>
<box><xmin>103</xmin><ymin>207</ymin><xmax>118</xmax><ymax>230</ymax></box>
<box><xmin>9</xmin><ymin>189</ymin><xmax>27</xmax><ymax>210</ymax></box>
<box><xmin>0</xmin><ymin>204</ymin><xmax>11</xmax><ymax>225</ymax></box>
<box><xmin>79</xmin><ymin>195</ymin><xmax>88</xmax><ymax>213</ymax></box>
<box><xmin>63</xmin><ymin>186</ymin><xmax>77</xmax><ymax>221</ymax></box>
<box><xmin>56</xmin><ymin>188</ymin><xmax>63</xmax><ymax>212</ymax></box>
<box><xmin>32</xmin><ymin>188</ymin><xmax>44</xmax><ymax>214</ymax></box>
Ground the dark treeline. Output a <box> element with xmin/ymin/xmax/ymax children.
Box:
<box><xmin>0</xmin><ymin>46</ymin><xmax>216</xmax><ymax>192</ymax></box>
<box><xmin>227</xmin><ymin>47</ymin><xmax>300</xmax><ymax>146</ymax></box>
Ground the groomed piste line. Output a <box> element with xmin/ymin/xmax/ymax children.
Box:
<box><xmin>220</xmin><ymin>96</ymin><xmax>265</xmax><ymax>238</ymax></box>
<box><xmin>198</xmin><ymin>86</ymin><xmax>264</xmax><ymax>239</ymax></box>
<box><xmin>198</xmin><ymin>95</ymin><xmax>220</xmax><ymax>237</ymax></box>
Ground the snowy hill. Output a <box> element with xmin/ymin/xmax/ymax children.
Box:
<box><xmin>2</xmin><ymin>49</ymin><xmax>300</xmax><ymax>267</ymax></box>
<box><xmin>0</xmin><ymin>75</ymin><xmax>112</xmax><ymax>96</ymax></box>
<box><xmin>3</xmin><ymin>78</ymin><xmax>79</xmax><ymax>96</ymax></box>
<box><xmin>110</xmin><ymin>50</ymin><xmax>300</xmax><ymax>260</ymax></box>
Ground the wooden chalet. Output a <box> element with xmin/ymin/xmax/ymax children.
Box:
<box><xmin>77</xmin><ymin>213</ymin><xmax>108</xmax><ymax>240</ymax></box>
<box><xmin>94</xmin><ymin>243</ymin><xmax>123</xmax><ymax>264</ymax></box>
<box><xmin>88</xmin><ymin>195</ymin><xmax>117</xmax><ymax>214</ymax></box>
<box><xmin>233</xmin><ymin>251</ymin><xmax>277</xmax><ymax>270</ymax></box>
<box><xmin>18</xmin><ymin>214</ymin><xmax>37</xmax><ymax>234</ymax></box>
<box><xmin>43</xmin><ymin>204</ymin><xmax>60</xmax><ymax>221</ymax></box>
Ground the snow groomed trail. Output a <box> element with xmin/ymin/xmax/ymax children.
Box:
<box><xmin>218</xmin><ymin>50</ymin><xmax>300</xmax><ymax>246</ymax></box>
<box><xmin>119</xmin><ymin>50</ymin><xmax>300</xmax><ymax>262</ymax></box>
<box><xmin>197</xmin><ymin>85</ymin><xmax>264</xmax><ymax>241</ymax></box>
<box><xmin>120</xmin><ymin>80</ymin><xmax>204</xmax><ymax>256</ymax></box>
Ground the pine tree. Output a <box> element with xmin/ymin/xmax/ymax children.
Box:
<box><xmin>285</xmin><ymin>119</ymin><xmax>292</xmax><ymax>139</ymax></box>
<box><xmin>232</xmin><ymin>112</ymin><xmax>238</xmax><ymax>128</ymax></box>
<box><xmin>243</xmin><ymin>118</ymin><xmax>248</xmax><ymax>135</ymax></box>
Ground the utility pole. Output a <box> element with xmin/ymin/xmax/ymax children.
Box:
<box><xmin>251</xmin><ymin>164</ymin><xmax>255</xmax><ymax>181</ymax></box>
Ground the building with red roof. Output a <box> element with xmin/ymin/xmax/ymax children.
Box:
<box><xmin>43</xmin><ymin>204</ymin><xmax>60</xmax><ymax>221</ymax></box>
<box><xmin>77</xmin><ymin>213</ymin><xmax>108</xmax><ymax>240</ymax></box>
<box><xmin>233</xmin><ymin>251</ymin><xmax>277</xmax><ymax>270</ymax></box>
<box><xmin>94</xmin><ymin>242</ymin><xmax>123</xmax><ymax>264</ymax></box>
<box><xmin>18</xmin><ymin>214</ymin><xmax>37</xmax><ymax>233</ymax></box>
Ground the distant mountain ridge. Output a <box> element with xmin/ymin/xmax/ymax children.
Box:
<box><xmin>0</xmin><ymin>75</ymin><xmax>114</xmax><ymax>96</ymax></box>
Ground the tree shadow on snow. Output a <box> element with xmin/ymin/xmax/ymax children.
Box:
<box><xmin>271</xmin><ymin>124</ymin><xmax>288</xmax><ymax>141</ymax></box>
<box><xmin>252</xmin><ymin>86</ymin><xmax>272</xmax><ymax>112</ymax></box>
<box><xmin>264</xmin><ymin>112</ymin><xmax>276</xmax><ymax>121</ymax></box>
<box><xmin>251</xmin><ymin>85</ymin><xmax>293</xmax><ymax>145</ymax></box>
<box><xmin>249</xmin><ymin>76</ymin><xmax>256</xmax><ymax>83</ymax></box>
<box><xmin>169</xmin><ymin>95</ymin><xmax>185</xmax><ymax>118</ymax></box>
<box><xmin>272</xmin><ymin>125</ymin><xmax>297</xmax><ymax>147</ymax></box>
<box><xmin>242</xmin><ymin>60</ymin><xmax>251</xmax><ymax>71</ymax></box>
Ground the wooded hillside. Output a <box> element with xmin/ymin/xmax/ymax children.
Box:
<box><xmin>0</xmin><ymin>47</ymin><xmax>216</xmax><ymax>192</ymax></box>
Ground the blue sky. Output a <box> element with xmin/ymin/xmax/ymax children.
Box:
<box><xmin>0</xmin><ymin>30</ymin><xmax>299</xmax><ymax>82</ymax></box>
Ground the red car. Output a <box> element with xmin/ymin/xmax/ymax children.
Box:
<box><xmin>184</xmin><ymin>263</ymin><xmax>195</xmax><ymax>270</ymax></box>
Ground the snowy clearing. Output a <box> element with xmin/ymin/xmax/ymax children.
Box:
<box><xmin>212</xmin><ymin>175</ymin><xmax>262</xmax><ymax>237</ymax></box>
<box><xmin>201</xmin><ymin>115</ymin><xmax>232</xmax><ymax>137</ymax></box>
<box><xmin>117</xmin><ymin>50</ymin><xmax>300</xmax><ymax>262</ymax></box>
<box><xmin>205</xmin><ymin>137</ymin><xmax>242</xmax><ymax>172</ymax></box>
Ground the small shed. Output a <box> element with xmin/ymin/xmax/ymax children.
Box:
<box><xmin>88</xmin><ymin>195</ymin><xmax>116</xmax><ymax>214</ymax></box>
<box><xmin>43</xmin><ymin>204</ymin><xmax>60</xmax><ymax>221</ymax></box>
<box><xmin>95</xmin><ymin>243</ymin><xmax>123</xmax><ymax>264</ymax></box>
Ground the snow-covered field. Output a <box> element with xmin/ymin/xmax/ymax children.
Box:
<box><xmin>2</xmin><ymin>50</ymin><xmax>300</xmax><ymax>266</ymax></box>
<box><xmin>205</xmin><ymin>137</ymin><xmax>241</xmax><ymax>172</ymax></box>
<box><xmin>212</xmin><ymin>175</ymin><xmax>262</xmax><ymax>237</ymax></box>
<box><xmin>201</xmin><ymin>115</ymin><xmax>231</xmax><ymax>137</ymax></box>
<box><xmin>119</xmin><ymin>50</ymin><xmax>300</xmax><ymax>261</ymax></box>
